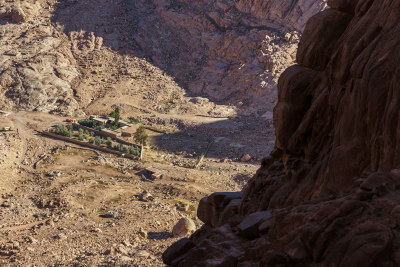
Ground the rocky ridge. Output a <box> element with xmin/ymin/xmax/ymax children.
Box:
<box><xmin>0</xmin><ymin>0</ymin><xmax>80</xmax><ymax>115</ymax></box>
<box><xmin>110</xmin><ymin>0</ymin><xmax>327</xmax><ymax>113</ymax></box>
<box><xmin>164</xmin><ymin>0</ymin><xmax>400</xmax><ymax>266</ymax></box>
<box><xmin>1</xmin><ymin>0</ymin><xmax>327</xmax><ymax>115</ymax></box>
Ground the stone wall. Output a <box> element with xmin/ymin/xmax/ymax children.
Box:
<box><xmin>41</xmin><ymin>131</ymin><xmax>138</xmax><ymax>160</ymax></box>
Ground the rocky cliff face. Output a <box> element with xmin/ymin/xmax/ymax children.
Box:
<box><xmin>164</xmin><ymin>0</ymin><xmax>400</xmax><ymax>265</ymax></box>
<box><xmin>116</xmin><ymin>0</ymin><xmax>327</xmax><ymax>113</ymax></box>
<box><xmin>0</xmin><ymin>0</ymin><xmax>80</xmax><ymax>115</ymax></box>
<box><xmin>0</xmin><ymin>0</ymin><xmax>326</xmax><ymax>115</ymax></box>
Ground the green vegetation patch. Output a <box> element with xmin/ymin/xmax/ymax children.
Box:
<box><xmin>78</xmin><ymin>118</ymin><xmax>104</xmax><ymax>130</ymax></box>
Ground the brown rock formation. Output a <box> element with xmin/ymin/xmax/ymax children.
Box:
<box><xmin>164</xmin><ymin>0</ymin><xmax>400</xmax><ymax>265</ymax></box>
<box><xmin>0</xmin><ymin>0</ymin><xmax>80</xmax><ymax>115</ymax></box>
<box><xmin>0</xmin><ymin>0</ymin><xmax>326</xmax><ymax>115</ymax></box>
<box><xmin>120</xmin><ymin>0</ymin><xmax>327</xmax><ymax>113</ymax></box>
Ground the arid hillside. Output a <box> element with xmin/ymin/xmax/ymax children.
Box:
<box><xmin>0</xmin><ymin>0</ymin><xmax>331</xmax><ymax>266</ymax></box>
<box><xmin>1</xmin><ymin>0</ymin><xmax>326</xmax><ymax>116</ymax></box>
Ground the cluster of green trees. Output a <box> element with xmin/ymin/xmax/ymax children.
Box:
<box><xmin>105</xmin><ymin>136</ymin><xmax>141</xmax><ymax>156</ymax></box>
<box><xmin>88</xmin><ymin>135</ymin><xmax>107</xmax><ymax>145</ymax></box>
<box><xmin>86</xmin><ymin>135</ymin><xmax>140</xmax><ymax>156</ymax></box>
<box><xmin>112</xmin><ymin>143</ymin><xmax>141</xmax><ymax>156</ymax></box>
<box><xmin>53</xmin><ymin>107</ymin><xmax>148</xmax><ymax>158</ymax></box>
<box><xmin>54</xmin><ymin>124</ymin><xmax>73</xmax><ymax>137</ymax></box>
<box><xmin>134</xmin><ymin>126</ymin><xmax>148</xmax><ymax>146</ymax></box>
<box><xmin>78</xmin><ymin>119</ymin><xmax>104</xmax><ymax>130</ymax></box>
<box><xmin>109</xmin><ymin>107</ymin><xmax>122</xmax><ymax>130</ymax></box>
<box><xmin>77</xmin><ymin>128</ymin><xmax>95</xmax><ymax>141</ymax></box>
<box><xmin>129</xmin><ymin>117</ymin><xmax>139</xmax><ymax>124</ymax></box>
<box><xmin>77</xmin><ymin>109</ymin><xmax>143</xmax><ymax>134</ymax></box>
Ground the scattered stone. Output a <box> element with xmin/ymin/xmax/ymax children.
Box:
<box><xmin>102</xmin><ymin>211</ymin><xmax>118</xmax><ymax>218</ymax></box>
<box><xmin>176</xmin><ymin>203</ymin><xmax>189</xmax><ymax>212</ymax></box>
<box><xmin>46</xmin><ymin>219</ymin><xmax>55</xmax><ymax>227</ymax></box>
<box><xmin>172</xmin><ymin>218</ymin><xmax>196</xmax><ymax>237</ymax></box>
<box><xmin>1</xmin><ymin>7</ymin><xmax>27</xmax><ymax>23</ymax></box>
<box><xmin>120</xmin><ymin>256</ymin><xmax>133</xmax><ymax>262</ymax></box>
<box><xmin>1</xmin><ymin>200</ymin><xmax>12</xmax><ymax>207</ymax></box>
<box><xmin>115</xmin><ymin>245</ymin><xmax>128</xmax><ymax>255</ymax></box>
<box><xmin>240</xmin><ymin>154</ymin><xmax>251</xmax><ymax>162</ymax></box>
<box><xmin>138</xmin><ymin>228</ymin><xmax>147</xmax><ymax>239</ymax></box>
<box><xmin>136</xmin><ymin>250</ymin><xmax>150</xmax><ymax>258</ymax></box>
<box><xmin>93</xmin><ymin>228</ymin><xmax>102</xmax><ymax>233</ymax></box>
<box><xmin>138</xmin><ymin>191</ymin><xmax>154</xmax><ymax>202</ymax></box>
<box><xmin>122</xmin><ymin>240</ymin><xmax>132</xmax><ymax>247</ymax></box>
<box><xmin>56</xmin><ymin>233</ymin><xmax>67</xmax><ymax>240</ymax></box>
<box><xmin>12</xmin><ymin>241</ymin><xmax>20</xmax><ymax>249</ymax></box>
<box><xmin>34</xmin><ymin>212</ymin><xmax>47</xmax><ymax>218</ymax></box>
<box><xmin>1</xmin><ymin>241</ymin><xmax>20</xmax><ymax>256</ymax></box>
<box><xmin>27</xmin><ymin>236</ymin><xmax>38</xmax><ymax>244</ymax></box>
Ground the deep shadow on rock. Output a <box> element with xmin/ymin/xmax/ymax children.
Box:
<box><xmin>163</xmin><ymin>0</ymin><xmax>400</xmax><ymax>265</ymax></box>
<box><xmin>51</xmin><ymin>0</ymin><xmax>326</xmax><ymax>113</ymax></box>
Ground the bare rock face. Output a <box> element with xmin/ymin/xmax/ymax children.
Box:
<box><xmin>0</xmin><ymin>0</ymin><xmax>326</xmax><ymax>115</ymax></box>
<box><xmin>0</xmin><ymin>0</ymin><xmax>39</xmax><ymax>23</ymax></box>
<box><xmin>164</xmin><ymin>0</ymin><xmax>400</xmax><ymax>265</ymax></box>
<box><xmin>0</xmin><ymin>0</ymin><xmax>80</xmax><ymax>115</ymax></box>
<box><xmin>0</xmin><ymin>6</ymin><xmax>27</xmax><ymax>23</ymax></box>
<box><xmin>234</xmin><ymin>0</ymin><xmax>328</xmax><ymax>32</ymax></box>
<box><xmin>257</xmin><ymin>0</ymin><xmax>400</xmax><ymax>206</ymax></box>
<box><xmin>53</xmin><ymin>0</ymin><xmax>326</xmax><ymax>114</ymax></box>
<box><xmin>128</xmin><ymin>0</ymin><xmax>327</xmax><ymax>113</ymax></box>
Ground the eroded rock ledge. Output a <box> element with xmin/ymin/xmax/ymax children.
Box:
<box><xmin>164</xmin><ymin>0</ymin><xmax>400</xmax><ymax>265</ymax></box>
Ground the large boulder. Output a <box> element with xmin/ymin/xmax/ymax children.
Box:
<box><xmin>164</xmin><ymin>0</ymin><xmax>400</xmax><ymax>265</ymax></box>
<box><xmin>172</xmin><ymin>218</ymin><xmax>196</xmax><ymax>238</ymax></box>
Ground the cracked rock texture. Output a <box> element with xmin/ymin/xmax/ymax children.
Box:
<box><xmin>0</xmin><ymin>0</ymin><xmax>80</xmax><ymax>115</ymax></box>
<box><xmin>120</xmin><ymin>0</ymin><xmax>327</xmax><ymax>112</ymax></box>
<box><xmin>0</xmin><ymin>0</ymin><xmax>326</xmax><ymax>115</ymax></box>
<box><xmin>164</xmin><ymin>0</ymin><xmax>400</xmax><ymax>265</ymax></box>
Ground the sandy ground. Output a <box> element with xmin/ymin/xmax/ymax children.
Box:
<box><xmin>0</xmin><ymin>109</ymin><xmax>274</xmax><ymax>266</ymax></box>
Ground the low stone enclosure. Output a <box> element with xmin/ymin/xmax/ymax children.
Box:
<box><xmin>41</xmin><ymin>131</ymin><xmax>140</xmax><ymax>160</ymax></box>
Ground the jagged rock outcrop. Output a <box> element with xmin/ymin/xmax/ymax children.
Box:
<box><xmin>122</xmin><ymin>0</ymin><xmax>327</xmax><ymax>113</ymax></box>
<box><xmin>234</xmin><ymin>0</ymin><xmax>327</xmax><ymax>32</ymax></box>
<box><xmin>164</xmin><ymin>0</ymin><xmax>400</xmax><ymax>265</ymax></box>
<box><xmin>0</xmin><ymin>0</ymin><xmax>326</xmax><ymax>115</ymax></box>
<box><xmin>0</xmin><ymin>0</ymin><xmax>80</xmax><ymax>115</ymax></box>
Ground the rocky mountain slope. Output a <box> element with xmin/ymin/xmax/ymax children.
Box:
<box><xmin>1</xmin><ymin>0</ymin><xmax>326</xmax><ymax>116</ymax></box>
<box><xmin>164</xmin><ymin>0</ymin><xmax>400</xmax><ymax>265</ymax></box>
<box><xmin>0</xmin><ymin>0</ymin><xmax>80</xmax><ymax>114</ymax></box>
